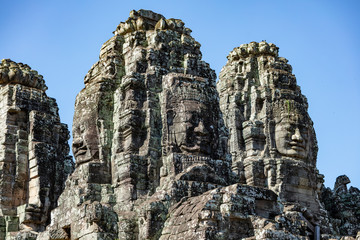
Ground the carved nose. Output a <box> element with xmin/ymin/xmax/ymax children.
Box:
<box><xmin>194</xmin><ymin>121</ymin><xmax>208</xmax><ymax>135</ymax></box>
<box><xmin>291</xmin><ymin>128</ymin><xmax>303</xmax><ymax>142</ymax></box>
<box><xmin>73</xmin><ymin>137</ymin><xmax>84</xmax><ymax>148</ymax></box>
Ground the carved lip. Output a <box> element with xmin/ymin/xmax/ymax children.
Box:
<box><xmin>74</xmin><ymin>149</ymin><xmax>87</xmax><ymax>158</ymax></box>
<box><xmin>180</xmin><ymin>145</ymin><xmax>200</xmax><ymax>153</ymax></box>
<box><xmin>289</xmin><ymin>142</ymin><xmax>305</xmax><ymax>151</ymax></box>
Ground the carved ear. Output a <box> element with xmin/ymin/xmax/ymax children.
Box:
<box><xmin>308</xmin><ymin>127</ymin><xmax>318</xmax><ymax>166</ymax></box>
<box><xmin>268</xmin><ymin>120</ymin><xmax>278</xmax><ymax>156</ymax></box>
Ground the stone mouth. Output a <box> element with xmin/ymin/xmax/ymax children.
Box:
<box><xmin>74</xmin><ymin>149</ymin><xmax>87</xmax><ymax>158</ymax></box>
<box><xmin>180</xmin><ymin>145</ymin><xmax>201</xmax><ymax>153</ymax></box>
<box><xmin>289</xmin><ymin>142</ymin><xmax>305</xmax><ymax>151</ymax></box>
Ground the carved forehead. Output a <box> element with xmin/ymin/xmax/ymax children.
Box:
<box><xmin>169</xmin><ymin>84</ymin><xmax>208</xmax><ymax>101</ymax></box>
<box><xmin>275</xmin><ymin>118</ymin><xmax>309</xmax><ymax>130</ymax></box>
<box><xmin>275</xmin><ymin>113</ymin><xmax>308</xmax><ymax>125</ymax></box>
<box><xmin>167</xmin><ymin>88</ymin><xmax>210</xmax><ymax>111</ymax></box>
<box><xmin>171</xmin><ymin>106</ymin><xmax>207</xmax><ymax>122</ymax></box>
<box><xmin>273</xmin><ymin>99</ymin><xmax>310</xmax><ymax>123</ymax></box>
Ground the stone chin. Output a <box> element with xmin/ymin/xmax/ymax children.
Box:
<box><xmin>72</xmin><ymin>136</ymin><xmax>98</xmax><ymax>165</ymax></box>
<box><xmin>73</xmin><ymin>151</ymin><xmax>93</xmax><ymax>165</ymax></box>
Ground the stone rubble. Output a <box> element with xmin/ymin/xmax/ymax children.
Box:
<box><xmin>321</xmin><ymin>175</ymin><xmax>360</xmax><ymax>238</ymax></box>
<box><xmin>0</xmin><ymin>9</ymin><xmax>359</xmax><ymax>240</ymax></box>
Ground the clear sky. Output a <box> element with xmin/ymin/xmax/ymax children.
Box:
<box><xmin>1</xmin><ymin>0</ymin><xmax>359</xmax><ymax>188</ymax></box>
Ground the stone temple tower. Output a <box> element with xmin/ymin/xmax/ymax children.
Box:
<box><xmin>0</xmin><ymin>59</ymin><xmax>73</xmax><ymax>238</ymax></box>
<box><xmin>39</xmin><ymin>9</ymin><xmax>230</xmax><ymax>239</ymax></box>
<box><xmin>32</xmin><ymin>11</ymin><xmax>359</xmax><ymax>240</ymax></box>
<box><xmin>217</xmin><ymin>41</ymin><xmax>322</xmax><ymax>216</ymax></box>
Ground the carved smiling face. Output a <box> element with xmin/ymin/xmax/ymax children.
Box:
<box><xmin>164</xmin><ymin>74</ymin><xmax>217</xmax><ymax>157</ymax></box>
<box><xmin>72</xmin><ymin>92</ymin><xmax>100</xmax><ymax>166</ymax></box>
<box><xmin>275</xmin><ymin>115</ymin><xmax>310</xmax><ymax>160</ymax></box>
<box><xmin>171</xmin><ymin>105</ymin><xmax>213</xmax><ymax>156</ymax></box>
<box><xmin>72</xmin><ymin>120</ymin><xmax>99</xmax><ymax>165</ymax></box>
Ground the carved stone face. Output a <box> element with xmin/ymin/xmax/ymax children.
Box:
<box><xmin>164</xmin><ymin>77</ymin><xmax>217</xmax><ymax>157</ymax></box>
<box><xmin>170</xmin><ymin>104</ymin><xmax>213</xmax><ymax>156</ymax></box>
<box><xmin>72</xmin><ymin>96</ymin><xmax>100</xmax><ymax>165</ymax></box>
<box><xmin>275</xmin><ymin>116</ymin><xmax>310</xmax><ymax>160</ymax></box>
<box><xmin>72</xmin><ymin>121</ymin><xmax>99</xmax><ymax>165</ymax></box>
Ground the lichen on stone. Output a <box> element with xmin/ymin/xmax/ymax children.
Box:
<box><xmin>0</xmin><ymin>9</ymin><xmax>358</xmax><ymax>240</ymax></box>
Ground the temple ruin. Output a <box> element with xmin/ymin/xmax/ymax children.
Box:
<box><xmin>0</xmin><ymin>9</ymin><xmax>358</xmax><ymax>240</ymax></box>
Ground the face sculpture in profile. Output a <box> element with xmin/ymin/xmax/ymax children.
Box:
<box><xmin>72</xmin><ymin>90</ymin><xmax>103</xmax><ymax>166</ymax></box>
<box><xmin>72</xmin><ymin>118</ymin><xmax>99</xmax><ymax>165</ymax></box>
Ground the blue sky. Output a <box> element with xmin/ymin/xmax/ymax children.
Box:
<box><xmin>1</xmin><ymin>0</ymin><xmax>359</xmax><ymax>188</ymax></box>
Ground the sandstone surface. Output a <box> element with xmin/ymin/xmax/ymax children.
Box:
<box><xmin>1</xmin><ymin>9</ymin><xmax>359</xmax><ymax>240</ymax></box>
<box><xmin>0</xmin><ymin>59</ymin><xmax>74</xmax><ymax>239</ymax></box>
<box><xmin>39</xmin><ymin>10</ymin><xmax>360</xmax><ymax>240</ymax></box>
<box><xmin>217</xmin><ymin>41</ymin><xmax>321</xmax><ymax>216</ymax></box>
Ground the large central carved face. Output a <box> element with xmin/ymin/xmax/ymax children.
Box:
<box><xmin>165</xmin><ymin>75</ymin><xmax>217</xmax><ymax>157</ymax></box>
<box><xmin>171</xmin><ymin>103</ymin><xmax>213</xmax><ymax>156</ymax></box>
<box><xmin>274</xmin><ymin>115</ymin><xmax>310</xmax><ymax>160</ymax></box>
